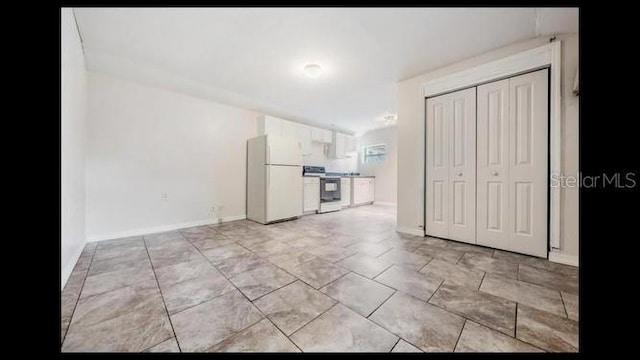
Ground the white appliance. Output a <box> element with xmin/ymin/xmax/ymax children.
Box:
<box><xmin>247</xmin><ymin>134</ymin><xmax>303</xmax><ymax>224</ymax></box>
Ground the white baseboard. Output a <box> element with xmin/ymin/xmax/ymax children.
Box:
<box><xmin>374</xmin><ymin>202</ymin><xmax>397</xmax><ymax>207</ymax></box>
<box><xmin>396</xmin><ymin>226</ymin><xmax>425</xmax><ymax>237</ymax></box>
<box><xmin>87</xmin><ymin>215</ymin><xmax>247</xmax><ymax>243</ymax></box>
<box><xmin>548</xmin><ymin>250</ymin><xmax>579</xmax><ymax>267</ymax></box>
<box><xmin>61</xmin><ymin>241</ymin><xmax>85</xmax><ymax>290</ymax></box>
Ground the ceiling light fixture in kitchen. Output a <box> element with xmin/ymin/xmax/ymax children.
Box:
<box><xmin>303</xmin><ymin>64</ymin><xmax>322</xmax><ymax>78</ymax></box>
<box><xmin>383</xmin><ymin>114</ymin><xmax>396</xmax><ymax>125</ymax></box>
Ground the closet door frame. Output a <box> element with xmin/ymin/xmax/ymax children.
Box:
<box><xmin>421</xmin><ymin>41</ymin><xmax>563</xmax><ymax>259</ymax></box>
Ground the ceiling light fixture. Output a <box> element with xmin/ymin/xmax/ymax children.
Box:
<box><xmin>303</xmin><ymin>64</ymin><xmax>322</xmax><ymax>78</ymax></box>
<box><xmin>383</xmin><ymin>114</ymin><xmax>396</xmax><ymax>125</ymax></box>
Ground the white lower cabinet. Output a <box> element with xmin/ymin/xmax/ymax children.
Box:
<box><xmin>303</xmin><ymin>177</ymin><xmax>320</xmax><ymax>212</ymax></box>
<box><xmin>340</xmin><ymin>178</ymin><xmax>351</xmax><ymax>208</ymax></box>
<box><xmin>352</xmin><ymin>177</ymin><xmax>375</xmax><ymax>205</ymax></box>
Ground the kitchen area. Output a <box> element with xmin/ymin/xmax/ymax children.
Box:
<box><xmin>247</xmin><ymin>115</ymin><xmax>376</xmax><ymax>224</ymax></box>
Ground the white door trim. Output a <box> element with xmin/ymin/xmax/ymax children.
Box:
<box><xmin>421</xmin><ymin>41</ymin><xmax>562</xmax><ymax>253</ymax></box>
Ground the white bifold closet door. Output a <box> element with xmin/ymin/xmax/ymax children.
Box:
<box><xmin>425</xmin><ymin>87</ymin><xmax>476</xmax><ymax>243</ymax></box>
<box><xmin>477</xmin><ymin>69</ymin><xmax>548</xmax><ymax>257</ymax></box>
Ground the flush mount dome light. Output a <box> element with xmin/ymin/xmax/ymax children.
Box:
<box><xmin>303</xmin><ymin>64</ymin><xmax>322</xmax><ymax>78</ymax></box>
<box><xmin>383</xmin><ymin>114</ymin><xmax>396</xmax><ymax>125</ymax></box>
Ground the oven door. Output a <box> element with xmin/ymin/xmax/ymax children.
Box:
<box><xmin>320</xmin><ymin>178</ymin><xmax>341</xmax><ymax>202</ymax></box>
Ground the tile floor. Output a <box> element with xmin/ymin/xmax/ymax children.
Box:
<box><xmin>61</xmin><ymin>204</ymin><xmax>579</xmax><ymax>352</ymax></box>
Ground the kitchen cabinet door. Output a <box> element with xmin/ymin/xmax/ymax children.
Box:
<box><xmin>303</xmin><ymin>179</ymin><xmax>320</xmax><ymax>212</ymax></box>
<box><xmin>352</xmin><ymin>178</ymin><xmax>367</xmax><ymax>205</ymax></box>
<box><xmin>263</xmin><ymin>115</ymin><xmax>282</xmax><ymax>136</ymax></box>
<box><xmin>340</xmin><ymin>178</ymin><xmax>351</xmax><ymax>207</ymax></box>
<box><xmin>281</xmin><ymin>119</ymin><xmax>298</xmax><ymax>139</ymax></box>
<box><xmin>297</xmin><ymin>124</ymin><xmax>312</xmax><ymax>156</ymax></box>
<box><xmin>335</xmin><ymin>133</ymin><xmax>346</xmax><ymax>158</ymax></box>
<box><xmin>311</xmin><ymin>127</ymin><xmax>333</xmax><ymax>143</ymax></box>
<box><xmin>367</xmin><ymin>178</ymin><xmax>375</xmax><ymax>203</ymax></box>
<box><xmin>345</xmin><ymin>135</ymin><xmax>357</xmax><ymax>154</ymax></box>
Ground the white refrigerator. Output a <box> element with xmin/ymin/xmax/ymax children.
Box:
<box><xmin>247</xmin><ymin>134</ymin><xmax>303</xmax><ymax>224</ymax></box>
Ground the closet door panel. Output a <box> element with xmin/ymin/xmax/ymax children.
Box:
<box><xmin>508</xmin><ymin>69</ymin><xmax>548</xmax><ymax>257</ymax></box>
<box><xmin>448</xmin><ymin>88</ymin><xmax>476</xmax><ymax>243</ymax></box>
<box><xmin>476</xmin><ymin>79</ymin><xmax>510</xmax><ymax>249</ymax></box>
<box><xmin>425</xmin><ymin>95</ymin><xmax>449</xmax><ymax>238</ymax></box>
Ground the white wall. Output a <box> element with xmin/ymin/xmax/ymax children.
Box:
<box><xmin>358</xmin><ymin>126</ymin><xmax>397</xmax><ymax>204</ymax></box>
<box><xmin>397</xmin><ymin>34</ymin><xmax>579</xmax><ymax>261</ymax></box>
<box><xmin>86</xmin><ymin>72</ymin><xmax>259</xmax><ymax>241</ymax></box>
<box><xmin>61</xmin><ymin>8</ymin><xmax>88</xmax><ymax>289</ymax></box>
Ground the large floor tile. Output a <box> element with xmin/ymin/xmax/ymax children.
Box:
<box><xmin>518</xmin><ymin>264</ymin><xmax>578</xmax><ymax>294</ymax></box>
<box><xmin>209</xmin><ymin>319</ymin><xmax>300</xmax><ymax>352</ymax></box>
<box><xmin>377</xmin><ymin>238</ymin><xmax>424</xmax><ymax>252</ymax></box>
<box><xmin>346</xmin><ymin>241</ymin><xmax>392</xmax><ymax>257</ymax></box>
<box><xmin>391</xmin><ymin>339</ymin><xmax>422</xmax><ymax>352</ymax></box>
<box><xmin>290</xmin><ymin>304</ymin><xmax>398</xmax><ymax>352</ymax></box>
<box><xmin>155</xmin><ymin>259</ymin><xmax>235</xmax><ymax>314</ymax></box>
<box><xmin>307</xmin><ymin>245</ymin><xmax>357</xmax><ymax>262</ymax></box>
<box><xmin>61</xmin><ymin>268</ymin><xmax>88</xmax><ymax>342</ymax></box>
<box><xmin>201</xmin><ymin>243</ymin><xmax>251</xmax><ymax>262</ymax></box>
<box><xmin>419</xmin><ymin>258</ymin><xmax>485</xmax><ymax>289</ymax></box>
<box><xmin>480</xmin><ymin>273</ymin><xmax>566</xmax><ymax>317</ymax></box>
<box><xmin>376</xmin><ymin>249</ymin><xmax>431</xmax><ymax>271</ymax></box>
<box><xmin>445</xmin><ymin>241</ymin><xmax>495</xmax><ymax>256</ymax></box>
<box><xmin>369</xmin><ymin>292</ymin><xmax>465</xmax><ymax>352</ymax></box>
<box><xmin>97</xmin><ymin>236</ymin><xmax>144</xmax><ymax>250</ymax></box>
<box><xmin>93</xmin><ymin>242</ymin><xmax>147</xmax><ymax>262</ymax></box>
<box><xmin>88</xmin><ymin>249</ymin><xmax>150</xmax><ymax>276</ymax></box>
<box><xmin>414</xmin><ymin>244</ymin><xmax>464</xmax><ymax>264</ymax></box>
<box><xmin>327</xmin><ymin>234</ymin><xmax>361</xmax><ymax>247</ymax></box>
<box><xmin>170</xmin><ymin>290</ymin><xmax>264</xmax><ymax>352</ymax></box>
<box><xmin>244</xmin><ymin>239</ymin><xmax>292</xmax><ymax>257</ymax></box>
<box><xmin>147</xmin><ymin>242</ymin><xmax>204</xmax><ymax>268</ymax></box>
<box><xmin>520</xmin><ymin>257</ymin><xmax>579</xmax><ymax>277</ymax></box>
<box><xmin>336</xmin><ymin>253</ymin><xmax>392</xmax><ymax>279</ymax></box>
<box><xmin>423</xmin><ymin>236</ymin><xmax>451</xmax><ymax>248</ymax></box>
<box><xmin>189</xmin><ymin>237</ymin><xmax>235</xmax><ymax>251</ymax></box>
<box><xmin>429</xmin><ymin>283</ymin><xmax>516</xmax><ymax>336</ymax></box>
<box><xmin>228</xmin><ymin>263</ymin><xmax>296</xmax><ymax>300</ymax></box>
<box><xmin>455</xmin><ymin>321</ymin><xmax>542</xmax><ymax>352</ymax></box>
<box><xmin>320</xmin><ymin>272</ymin><xmax>395</xmax><ymax>317</ymax></box>
<box><xmin>561</xmin><ymin>291</ymin><xmax>578</xmax><ymax>321</ymax></box>
<box><xmin>458</xmin><ymin>252</ymin><xmax>518</xmax><ymax>279</ymax></box>
<box><xmin>265</xmin><ymin>249</ymin><xmax>317</xmax><ymax>271</ymax></box>
<box><xmin>285</xmin><ymin>236</ymin><xmax>328</xmax><ymax>249</ymax></box>
<box><xmin>143</xmin><ymin>231</ymin><xmax>185</xmax><ymax>246</ymax></box>
<box><xmin>212</xmin><ymin>253</ymin><xmax>271</xmax><ymax>278</ymax></box>
<box><xmin>288</xmin><ymin>258</ymin><xmax>349</xmax><ymax>289</ymax></box>
<box><xmin>62</xmin><ymin>280</ymin><xmax>173</xmax><ymax>352</ymax></box>
<box><xmin>516</xmin><ymin>304</ymin><xmax>578</xmax><ymax>352</ymax></box>
<box><xmin>81</xmin><ymin>263</ymin><xmax>156</xmax><ymax>299</ymax></box>
<box><xmin>253</xmin><ymin>280</ymin><xmax>336</xmax><ymax>335</ymax></box>
<box><xmin>144</xmin><ymin>338</ymin><xmax>180</xmax><ymax>352</ymax></box>
<box><xmin>374</xmin><ymin>265</ymin><xmax>442</xmax><ymax>301</ymax></box>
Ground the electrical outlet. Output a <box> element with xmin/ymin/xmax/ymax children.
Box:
<box><xmin>160</xmin><ymin>193</ymin><xmax>168</xmax><ymax>201</ymax></box>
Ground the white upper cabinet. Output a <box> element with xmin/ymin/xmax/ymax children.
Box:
<box><xmin>345</xmin><ymin>135</ymin><xmax>357</xmax><ymax>154</ymax></box>
<box><xmin>296</xmin><ymin>124</ymin><xmax>312</xmax><ymax>156</ymax></box>
<box><xmin>281</xmin><ymin>119</ymin><xmax>298</xmax><ymax>139</ymax></box>
<box><xmin>329</xmin><ymin>131</ymin><xmax>357</xmax><ymax>159</ymax></box>
<box><xmin>311</xmin><ymin>127</ymin><xmax>332</xmax><ymax>143</ymax></box>
<box><xmin>257</xmin><ymin>115</ymin><xmax>283</xmax><ymax>136</ymax></box>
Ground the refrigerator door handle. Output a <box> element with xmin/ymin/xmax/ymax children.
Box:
<box><xmin>266</xmin><ymin>167</ymin><xmax>270</xmax><ymax>188</ymax></box>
